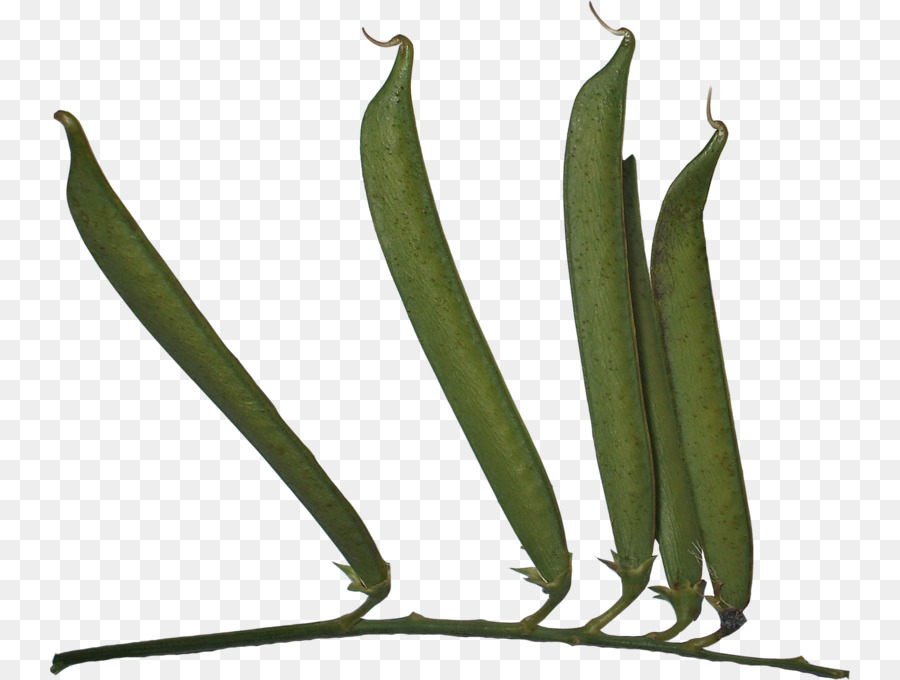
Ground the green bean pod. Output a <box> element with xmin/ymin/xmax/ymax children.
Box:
<box><xmin>54</xmin><ymin>110</ymin><xmax>390</xmax><ymax>627</ymax></box>
<box><xmin>649</xmin><ymin>93</ymin><xmax>753</xmax><ymax>637</ymax></box>
<box><xmin>621</xmin><ymin>155</ymin><xmax>706</xmax><ymax>640</ymax></box>
<box><xmin>359</xmin><ymin>32</ymin><xmax>571</xmax><ymax>630</ymax></box>
<box><xmin>562</xmin><ymin>8</ymin><xmax>655</xmax><ymax>633</ymax></box>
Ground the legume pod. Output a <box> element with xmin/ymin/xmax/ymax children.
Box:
<box><xmin>621</xmin><ymin>155</ymin><xmax>706</xmax><ymax>640</ymax></box>
<box><xmin>649</xmin><ymin>93</ymin><xmax>753</xmax><ymax>637</ymax></box>
<box><xmin>55</xmin><ymin>111</ymin><xmax>390</xmax><ymax>628</ymax></box>
<box><xmin>562</xmin><ymin>8</ymin><xmax>656</xmax><ymax>633</ymax></box>
<box><xmin>359</xmin><ymin>32</ymin><xmax>571</xmax><ymax>631</ymax></box>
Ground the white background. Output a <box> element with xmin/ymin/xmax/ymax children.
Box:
<box><xmin>3</xmin><ymin>0</ymin><xmax>894</xmax><ymax>678</ymax></box>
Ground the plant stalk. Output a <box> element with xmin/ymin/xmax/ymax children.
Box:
<box><xmin>51</xmin><ymin>613</ymin><xmax>848</xmax><ymax>678</ymax></box>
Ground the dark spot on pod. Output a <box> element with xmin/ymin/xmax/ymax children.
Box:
<box><xmin>718</xmin><ymin>608</ymin><xmax>747</xmax><ymax>635</ymax></box>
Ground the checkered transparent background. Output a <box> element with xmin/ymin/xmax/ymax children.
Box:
<box><xmin>3</xmin><ymin>1</ymin><xmax>896</xmax><ymax>678</ymax></box>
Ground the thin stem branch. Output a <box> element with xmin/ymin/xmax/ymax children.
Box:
<box><xmin>51</xmin><ymin>613</ymin><xmax>848</xmax><ymax>678</ymax></box>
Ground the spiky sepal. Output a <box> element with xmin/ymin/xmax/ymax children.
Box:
<box><xmin>333</xmin><ymin>562</ymin><xmax>392</xmax><ymax>597</ymax></box>
<box><xmin>513</xmin><ymin>553</ymin><xmax>573</xmax><ymax>634</ymax></box>
<box><xmin>511</xmin><ymin>565</ymin><xmax>550</xmax><ymax>590</ymax></box>
<box><xmin>583</xmin><ymin>552</ymin><xmax>656</xmax><ymax>634</ymax></box>
<box><xmin>332</xmin><ymin>562</ymin><xmax>392</xmax><ymax>631</ymax></box>
<box><xmin>644</xmin><ymin>579</ymin><xmax>706</xmax><ymax>641</ymax></box>
<box><xmin>597</xmin><ymin>551</ymin><xmax>656</xmax><ymax>599</ymax></box>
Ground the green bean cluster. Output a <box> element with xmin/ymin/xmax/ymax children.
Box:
<box><xmin>51</xmin><ymin>3</ymin><xmax>785</xmax><ymax>674</ymax></box>
<box><xmin>559</xmin><ymin>6</ymin><xmax>752</xmax><ymax>639</ymax></box>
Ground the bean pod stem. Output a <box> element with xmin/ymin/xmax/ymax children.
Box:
<box><xmin>54</xmin><ymin>110</ymin><xmax>390</xmax><ymax>629</ymax></box>
<box><xmin>50</xmin><ymin>611</ymin><xmax>850</xmax><ymax>678</ymax></box>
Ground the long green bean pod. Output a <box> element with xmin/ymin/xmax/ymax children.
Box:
<box><xmin>54</xmin><ymin>110</ymin><xmax>390</xmax><ymax>629</ymax></box>
<box><xmin>562</xmin><ymin>6</ymin><xmax>656</xmax><ymax>633</ymax></box>
<box><xmin>621</xmin><ymin>155</ymin><xmax>706</xmax><ymax>640</ymax></box>
<box><xmin>359</xmin><ymin>31</ymin><xmax>571</xmax><ymax>631</ymax></box>
<box><xmin>649</xmin><ymin>91</ymin><xmax>753</xmax><ymax>640</ymax></box>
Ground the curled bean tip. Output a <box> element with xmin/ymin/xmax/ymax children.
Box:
<box><xmin>588</xmin><ymin>2</ymin><xmax>631</xmax><ymax>38</ymax></box>
<box><xmin>361</xmin><ymin>27</ymin><xmax>404</xmax><ymax>49</ymax></box>
<box><xmin>53</xmin><ymin>109</ymin><xmax>79</xmax><ymax>132</ymax></box>
<box><xmin>706</xmin><ymin>86</ymin><xmax>727</xmax><ymax>135</ymax></box>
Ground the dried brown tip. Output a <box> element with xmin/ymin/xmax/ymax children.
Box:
<box><xmin>361</xmin><ymin>27</ymin><xmax>403</xmax><ymax>48</ymax></box>
<box><xmin>588</xmin><ymin>2</ymin><xmax>630</xmax><ymax>37</ymax></box>
<box><xmin>706</xmin><ymin>87</ymin><xmax>727</xmax><ymax>134</ymax></box>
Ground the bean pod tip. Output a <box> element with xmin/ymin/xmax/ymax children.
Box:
<box><xmin>54</xmin><ymin>110</ymin><xmax>83</xmax><ymax>136</ymax></box>
<box><xmin>361</xmin><ymin>27</ymin><xmax>411</xmax><ymax>52</ymax></box>
<box><xmin>588</xmin><ymin>2</ymin><xmax>633</xmax><ymax>41</ymax></box>
<box><xmin>706</xmin><ymin>87</ymin><xmax>727</xmax><ymax>137</ymax></box>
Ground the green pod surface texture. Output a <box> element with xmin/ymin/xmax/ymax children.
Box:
<box><xmin>55</xmin><ymin>111</ymin><xmax>390</xmax><ymax>593</ymax></box>
<box><xmin>650</xmin><ymin>123</ymin><xmax>754</xmax><ymax>616</ymax></box>
<box><xmin>622</xmin><ymin>155</ymin><xmax>703</xmax><ymax>591</ymax></box>
<box><xmin>562</xmin><ymin>32</ymin><xmax>655</xmax><ymax>572</ymax></box>
<box><xmin>360</xmin><ymin>37</ymin><xmax>571</xmax><ymax>594</ymax></box>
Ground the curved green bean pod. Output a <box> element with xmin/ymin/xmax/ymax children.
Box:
<box><xmin>621</xmin><ymin>155</ymin><xmax>706</xmax><ymax>640</ymax></box>
<box><xmin>54</xmin><ymin>110</ymin><xmax>390</xmax><ymax>629</ymax></box>
<box><xmin>649</xmin><ymin>91</ymin><xmax>753</xmax><ymax>640</ymax></box>
<box><xmin>563</xmin><ymin>6</ymin><xmax>656</xmax><ymax>633</ymax></box>
<box><xmin>359</xmin><ymin>31</ymin><xmax>571</xmax><ymax>631</ymax></box>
